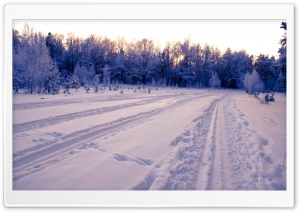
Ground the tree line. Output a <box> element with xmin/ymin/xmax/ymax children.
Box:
<box><xmin>12</xmin><ymin>22</ymin><xmax>287</xmax><ymax>94</ymax></box>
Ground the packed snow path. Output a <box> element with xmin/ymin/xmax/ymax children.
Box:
<box><xmin>12</xmin><ymin>87</ymin><xmax>286</xmax><ymax>190</ymax></box>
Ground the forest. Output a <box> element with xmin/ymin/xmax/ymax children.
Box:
<box><xmin>12</xmin><ymin>22</ymin><xmax>287</xmax><ymax>95</ymax></box>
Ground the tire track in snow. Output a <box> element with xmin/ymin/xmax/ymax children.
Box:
<box><xmin>13</xmin><ymin>95</ymin><xmax>203</xmax><ymax>182</ymax></box>
<box><xmin>13</xmin><ymin>93</ymin><xmax>180</xmax><ymax>111</ymax></box>
<box><xmin>13</xmin><ymin>94</ymin><xmax>184</xmax><ymax>134</ymax></box>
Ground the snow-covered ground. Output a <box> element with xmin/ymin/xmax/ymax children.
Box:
<box><xmin>12</xmin><ymin>86</ymin><xmax>286</xmax><ymax>190</ymax></box>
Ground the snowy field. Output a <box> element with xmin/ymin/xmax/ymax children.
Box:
<box><xmin>12</xmin><ymin>86</ymin><xmax>286</xmax><ymax>190</ymax></box>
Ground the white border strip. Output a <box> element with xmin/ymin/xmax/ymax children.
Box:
<box><xmin>4</xmin><ymin>3</ymin><xmax>294</xmax><ymax>207</ymax></box>
<box><xmin>4</xmin><ymin>4</ymin><xmax>293</xmax><ymax>20</ymax></box>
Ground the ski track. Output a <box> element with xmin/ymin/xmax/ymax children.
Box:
<box><xmin>13</xmin><ymin>93</ymin><xmax>177</xmax><ymax>111</ymax></box>
<box><xmin>163</xmin><ymin>94</ymin><xmax>226</xmax><ymax>190</ymax></box>
<box><xmin>13</xmin><ymin>94</ymin><xmax>205</xmax><ymax>182</ymax></box>
<box><xmin>161</xmin><ymin>93</ymin><xmax>265</xmax><ymax>190</ymax></box>
<box><xmin>13</xmin><ymin>94</ymin><xmax>182</xmax><ymax>133</ymax></box>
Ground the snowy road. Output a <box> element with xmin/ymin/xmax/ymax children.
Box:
<box><xmin>12</xmin><ymin>87</ymin><xmax>286</xmax><ymax>190</ymax></box>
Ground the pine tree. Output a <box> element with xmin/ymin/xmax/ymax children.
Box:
<box><xmin>277</xmin><ymin>22</ymin><xmax>287</xmax><ymax>92</ymax></box>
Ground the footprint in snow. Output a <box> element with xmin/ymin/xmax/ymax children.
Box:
<box><xmin>113</xmin><ymin>153</ymin><xmax>153</xmax><ymax>166</ymax></box>
<box><xmin>263</xmin><ymin>155</ymin><xmax>273</xmax><ymax>164</ymax></box>
<box><xmin>261</xmin><ymin>138</ymin><xmax>269</xmax><ymax>146</ymax></box>
<box><xmin>69</xmin><ymin>150</ymin><xmax>78</xmax><ymax>155</ymax></box>
<box><xmin>183</xmin><ymin>130</ymin><xmax>191</xmax><ymax>136</ymax></box>
<box><xmin>243</xmin><ymin>121</ymin><xmax>250</xmax><ymax>126</ymax></box>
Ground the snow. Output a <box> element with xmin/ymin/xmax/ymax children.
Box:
<box><xmin>12</xmin><ymin>87</ymin><xmax>286</xmax><ymax>190</ymax></box>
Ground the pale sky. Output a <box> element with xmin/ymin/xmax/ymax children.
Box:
<box><xmin>13</xmin><ymin>20</ymin><xmax>285</xmax><ymax>58</ymax></box>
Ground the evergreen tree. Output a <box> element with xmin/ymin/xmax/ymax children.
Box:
<box><xmin>64</xmin><ymin>32</ymin><xmax>82</xmax><ymax>75</ymax></box>
<box><xmin>254</xmin><ymin>54</ymin><xmax>276</xmax><ymax>92</ymax></box>
<box><xmin>277</xmin><ymin>22</ymin><xmax>287</xmax><ymax>92</ymax></box>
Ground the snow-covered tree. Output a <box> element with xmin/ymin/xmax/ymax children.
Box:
<box><xmin>208</xmin><ymin>71</ymin><xmax>221</xmax><ymax>88</ymax></box>
<box><xmin>47</xmin><ymin>70</ymin><xmax>61</xmax><ymax>94</ymax></box>
<box><xmin>13</xmin><ymin>23</ymin><xmax>287</xmax><ymax>92</ymax></box>
<box><xmin>13</xmin><ymin>29</ymin><xmax>23</xmax><ymax>93</ymax></box>
<box><xmin>74</xmin><ymin>64</ymin><xmax>94</xmax><ymax>86</ymax></box>
<box><xmin>13</xmin><ymin>24</ymin><xmax>58</xmax><ymax>94</ymax></box>
<box><xmin>64</xmin><ymin>32</ymin><xmax>82</xmax><ymax>75</ymax></box>
<box><xmin>92</xmin><ymin>74</ymin><xmax>100</xmax><ymax>93</ymax></box>
<box><xmin>254</xmin><ymin>54</ymin><xmax>277</xmax><ymax>92</ymax></box>
<box><xmin>244</xmin><ymin>70</ymin><xmax>264</xmax><ymax>95</ymax></box>
<box><xmin>221</xmin><ymin>48</ymin><xmax>253</xmax><ymax>89</ymax></box>
<box><xmin>102</xmin><ymin>65</ymin><xmax>111</xmax><ymax>85</ymax></box>
<box><xmin>45</xmin><ymin>32</ymin><xmax>65</xmax><ymax>71</ymax></box>
<box><xmin>110</xmin><ymin>37</ymin><xmax>127</xmax><ymax>84</ymax></box>
<box><xmin>126</xmin><ymin>38</ymin><xmax>160</xmax><ymax>85</ymax></box>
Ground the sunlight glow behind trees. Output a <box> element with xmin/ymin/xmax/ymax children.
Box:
<box><xmin>13</xmin><ymin>20</ymin><xmax>284</xmax><ymax>58</ymax></box>
<box><xmin>12</xmin><ymin>21</ymin><xmax>287</xmax><ymax>94</ymax></box>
